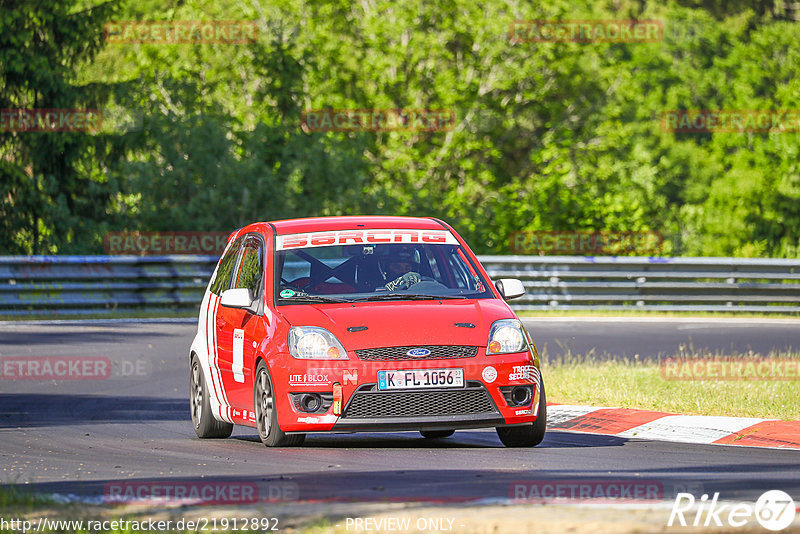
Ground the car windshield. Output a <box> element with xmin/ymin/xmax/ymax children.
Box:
<box><xmin>275</xmin><ymin>232</ymin><xmax>492</xmax><ymax>303</ymax></box>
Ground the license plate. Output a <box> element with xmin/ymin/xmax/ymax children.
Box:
<box><xmin>377</xmin><ymin>368</ymin><xmax>464</xmax><ymax>390</ymax></box>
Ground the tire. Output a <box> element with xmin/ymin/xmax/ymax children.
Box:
<box><xmin>496</xmin><ymin>379</ymin><xmax>547</xmax><ymax>447</ymax></box>
<box><xmin>420</xmin><ymin>430</ymin><xmax>455</xmax><ymax>439</ymax></box>
<box><xmin>254</xmin><ymin>361</ymin><xmax>305</xmax><ymax>447</ymax></box>
<box><xmin>190</xmin><ymin>356</ymin><xmax>233</xmax><ymax>439</ymax></box>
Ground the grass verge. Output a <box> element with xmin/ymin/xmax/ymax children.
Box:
<box><xmin>543</xmin><ymin>351</ymin><xmax>800</xmax><ymax>420</ymax></box>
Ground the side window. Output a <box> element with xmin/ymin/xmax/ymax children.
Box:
<box><xmin>234</xmin><ymin>236</ymin><xmax>264</xmax><ymax>297</ymax></box>
<box><xmin>210</xmin><ymin>237</ymin><xmax>243</xmax><ymax>295</ymax></box>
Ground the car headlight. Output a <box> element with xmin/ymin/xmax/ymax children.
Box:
<box><xmin>288</xmin><ymin>327</ymin><xmax>348</xmax><ymax>360</ymax></box>
<box><xmin>487</xmin><ymin>319</ymin><xmax>527</xmax><ymax>355</ymax></box>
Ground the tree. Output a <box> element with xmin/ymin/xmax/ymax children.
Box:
<box><xmin>0</xmin><ymin>0</ymin><xmax>121</xmax><ymax>254</ymax></box>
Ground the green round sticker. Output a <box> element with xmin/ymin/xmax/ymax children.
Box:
<box><xmin>280</xmin><ymin>289</ymin><xmax>295</xmax><ymax>298</ymax></box>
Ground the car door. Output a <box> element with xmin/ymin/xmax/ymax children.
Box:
<box><xmin>204</xmin><ymin>236</ymin><xmax>243</xmax><ymax>421</ymax></box>
<box><xmin>216</xmin><ymin>234</ymin><xmax>265</xmax><ymax>415</ymax></box>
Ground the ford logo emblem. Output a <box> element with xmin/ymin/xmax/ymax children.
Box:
<box><xmin>407</xmin><ymin>348</ymin><xmax>431</xmax><ymax>358</ymax></box>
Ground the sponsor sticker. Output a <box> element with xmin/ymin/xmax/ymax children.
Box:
<box><xmin>297</xmin><ymin>414</ymin><xmax>338</xmax><ymax>424</ymax></box>
<box><xmin>276</xmin><ymin>229</ymin><xmax>459</xmax><ymax>251</ymax></box>
<box><xmin>482</xmin><ymin>366</ymin><xmax>497</xmax><ymax>383</ymax></box>
<box><xmin>288</xmin><ymin>373</ymin><xmax>331</xmax><ymax>387</ymax></box>
<box><xmin>343</xmin><ymin>370</ymin><xmax>358</xmax><ymax>385</ymax></box>
<box><xmin>232</xmin><ymin>329</ymin><xmax>245</xmax><ymax>383</ymax></box>
<box><xmin>508</xmin><ymin>365</ymin><xmax>537</xmax><ymax>381</ymax></box>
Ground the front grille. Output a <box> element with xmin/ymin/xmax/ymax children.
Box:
<box><xmin>355</xmin><ymin>345</ymin><xmax>479</xmax><ymax>361</ymax></box>
<box><xmin>342</xmin><ymin>382</ymin><xmax>497</xmax><ymax>419</ymax></box>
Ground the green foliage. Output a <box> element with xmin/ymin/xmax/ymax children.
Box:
<box><xmin>0</xmin><ymin>0</ymin><xmax>123</xmax><ymax>254</ymax></box>
<box><xmin>1</xmin><ymin>0</ymin><xmax>799</xmax><ymax>256</ymax></box>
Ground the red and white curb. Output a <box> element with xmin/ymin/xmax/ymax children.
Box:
<box><xmin>547</xmin><ymin>404</ymin><xmax>800</xmax><ymax>450</ymax></box>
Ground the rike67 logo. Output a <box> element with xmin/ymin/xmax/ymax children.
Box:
<box><xmin>669</xmin><ymin>490</ymin><xmax>796</xmax><ymax>531</ymax></box>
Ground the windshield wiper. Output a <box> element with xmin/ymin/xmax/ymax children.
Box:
<box><xmin>354</xmin><ymin>293</ymin><xmax>466</xmax><ymax>301</ymax></box>
<box><xmin>280</xmin><ymin>295</ymin><xmax>350</xmax><ymax>303</ymax></box>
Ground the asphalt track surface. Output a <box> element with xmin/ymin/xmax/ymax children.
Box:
<box><xmin>1</xmin><ymin>318</ymin><xmax>800</xmax><ymax>507</ymax></box>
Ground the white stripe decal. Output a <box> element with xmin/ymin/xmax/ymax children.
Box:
<box><xmin>206</xmin><ymin>294</ymin><xmax>222</xmax><ymax>419</ymax></box>
<box><xmin>215</xmin><ymin>295</ymin><xmax>234</xmax><ymax>423</ymax></box>
<box><xmin>209</xmin><ymin>295</ymin><xmax>231</xmax><ymax>422</ymax></box>
<box><xmin>203</xmin><ymin>293</ymin><xmax>219</xmax><ymax>417</ymax></box>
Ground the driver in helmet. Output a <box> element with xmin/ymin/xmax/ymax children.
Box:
<box><xmin>382</xmin><ymin>248</ymin><xmax>422</xmax><ymax>291</ymax></box>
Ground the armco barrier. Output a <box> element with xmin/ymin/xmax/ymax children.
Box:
<box><xmin>484</xmin><ymin>255</ymin><xmax>800</xmax><ymax>313</ymax></box>
<box><xmin>0</xmin><ymin>255</ymin><xmax>217</xmax><ymax>316</ymax></box>
<box><xmin>0</xmin><ymin>255</ymin><xmax>799</xmax><ymax>316</ymax></box>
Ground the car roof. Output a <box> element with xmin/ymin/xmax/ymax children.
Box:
<box><xmin>266</xmin><ymin>216</ymin><xmax>446</xmax><ymax>235</ymax></box>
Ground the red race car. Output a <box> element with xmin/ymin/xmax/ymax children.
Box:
<box><xmin>189</xmin><ymin>216</ymin><xmax>546</xmax><ymax>447</ymax></box>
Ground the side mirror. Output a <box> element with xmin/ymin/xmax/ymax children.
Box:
<box><xmin>495</xmin><ymin>278</ymin><xmax>525</xmax><ymax>300</ymax></box>
<box><xmin>220</xmin><ymin>288</ymin><xmax>256</xmax><ymax>311</ymax></box>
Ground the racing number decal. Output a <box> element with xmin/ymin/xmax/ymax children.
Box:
<box><xmin>232</xmin><ymin>328</ymin><xmax>245</xmax><ymax>383</ymax></box>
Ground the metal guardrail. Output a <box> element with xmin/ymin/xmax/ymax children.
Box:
<box><xmin>1</xmin><ymin>255</ymin><xmax>799</xmax><ymax>316</ymax></box>
<box><xmin>0</xmin><ymin>256</ymin><xmax>217</xmax><ymax>316</ymax></box>
<box><xmin>483</xmin><ymin>255</ymin><xmax>800</xmax><ymax>313</ymax></box>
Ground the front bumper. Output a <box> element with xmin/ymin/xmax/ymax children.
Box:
<box><xmin>274</xmin><ymin>350</ymin><xmax>542</xmax><ymax>433</ymax></box>
<box><xmin>333</xmin><ymin>380</ymin><xmax>504</xmax><ymax>431</ymax></box>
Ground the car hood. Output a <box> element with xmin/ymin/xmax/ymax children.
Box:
<box><xmin>276</xmin><ymin>298</ymin><xmax>516</xmax><ymax>350</ymax></box>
